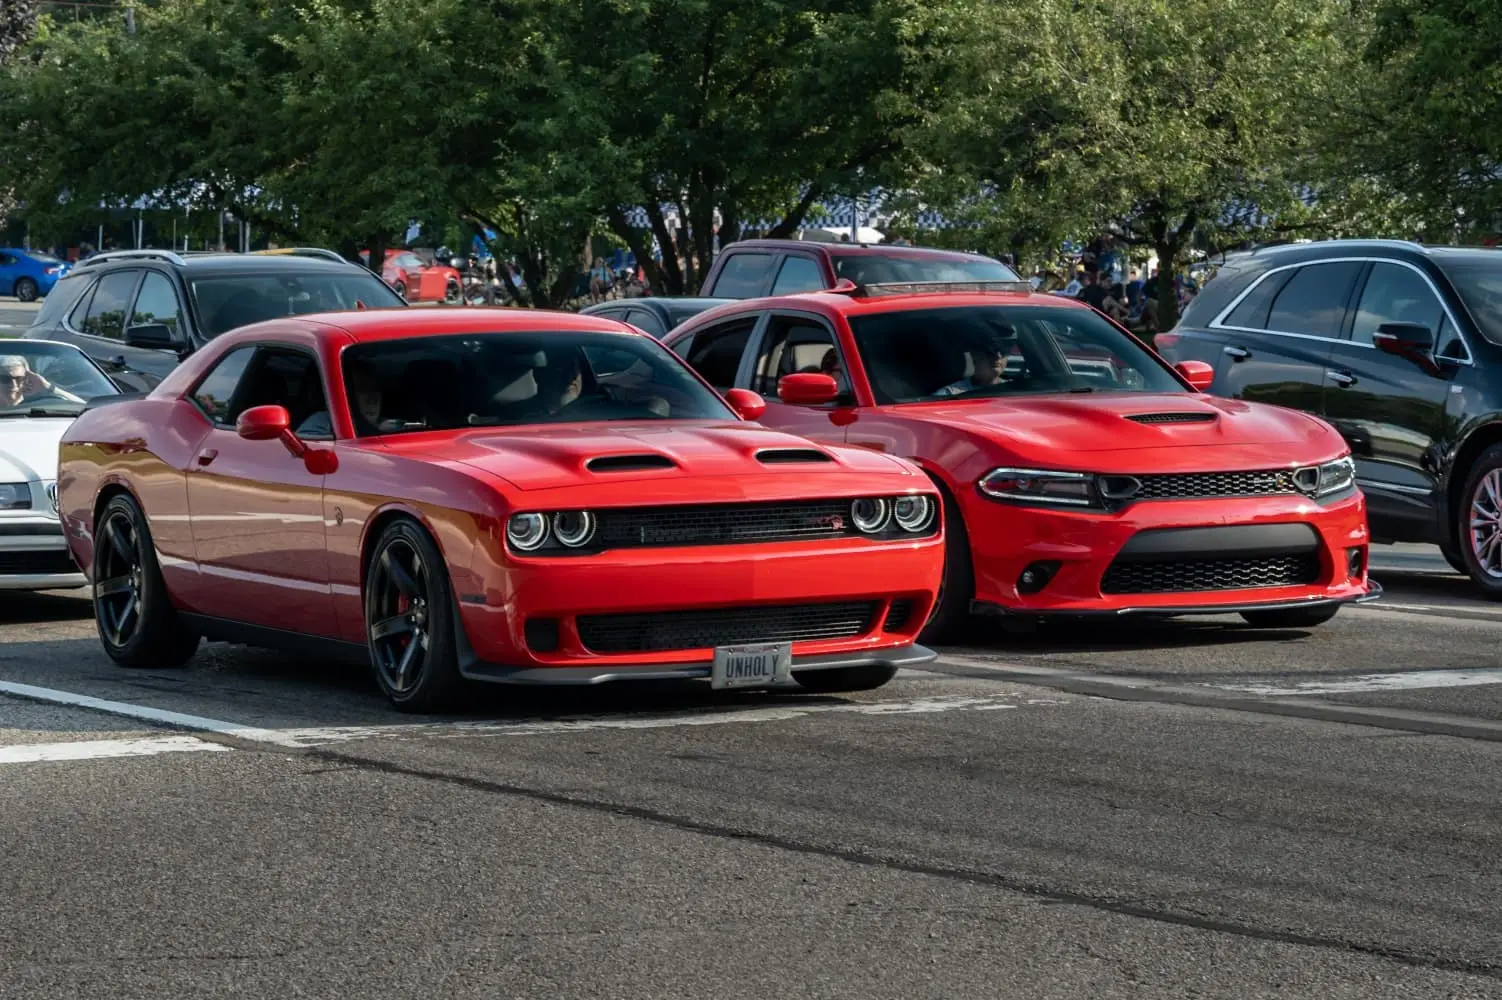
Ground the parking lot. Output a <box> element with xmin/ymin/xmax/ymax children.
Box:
<box><xmin>4</xmin><ymin>544</ymin><xmax>1502</xmax><ymax>998</ymax></box>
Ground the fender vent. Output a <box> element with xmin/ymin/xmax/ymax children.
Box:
<box><xmin>1125</xmin><ymin>412</ymin><xmax>1217</xmax><ymax>424</ymax></box>
<box><xmin>586</xmin><ymin>454</ymin><xmax>676</xmax><ymax>472</ymax></box>
<box><xmin>755</xmin><ymin>448</ymin><xmax>833</xmax><ymax>464</ymax></box>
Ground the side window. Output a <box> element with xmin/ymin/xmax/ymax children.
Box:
<box><xmin>66</xmin><ymin>278</ymin><xmax>99</xmax><ymax>330</ymax></box>
<box><xmin>1266</xmin><ymin>261</ymin><xmax>1363</xmax><ymax>338</ymax></box>
<box><xmin>708</xmin><ymin>253</ymin><xmax>776</xmax><ymax>298</ymax></box>
<box><xmin>770</xmin><ymin>256</ymin><xmax>824</xmax><ymax>295</ymax></box>
<box><xmin>1437</xmin><ymin>316</ymin><xmax>1467</xmax><ymax>360</ymax></box>
<box><xmin>190</xmin><ymin>346</ymin><xmax>257</xmax><ymax>425</ymax></box>
<box><xmin>1350</xmin><ymin>262</ymin><xmax>1445</xmax><ymax>347</ymax></box>
<box><xmin>234</xmin><ymin>348</ymin><xmax>330</xmax><ymax>433</ymax></box>
<box><xmin>683</xmin><ymin>318</ymin><xmax>756</xmax><ymax>389</ymax></box>
<box><xmin>1220</xmin><ymin>270</ymin><xmax>1294</xmax><ymax>330</ymax></box>
<box><xmin>129</xmin><ymin>272</ymin><xmax>187</xmax><ymax>339</ymax></box>
<box><xmin>624</xmin><ymin>309</ymin><xmax>667</xmax><ymax>338</ymax></box>
<box><xmin>752</xmin><ymin>316</ymin><xmax>847</xmax><ymax>399</ymax></box>
<box><xmin>78</xmin><ymin>270</ymin><xmax>141</xmax><ymax>340</ymax></box>
<box><xmin>0</xmin><ymin>253</ymin><xmax>16</xmax><ymax>267</ymax></box>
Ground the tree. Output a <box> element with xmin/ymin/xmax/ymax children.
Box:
<box><xmin>0</xmin><ymin>0</ymin><xmax>36</xmax><ymax>64</ymax></box>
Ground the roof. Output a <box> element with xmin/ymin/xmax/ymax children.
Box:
<box><xmin>294</xmin><ymin>306</ymin><xmax>639</xmax><ymax>343</ymax></box>
<box><xmin>70</xmin><ymin>249</ymin><xmax>368</xmax><ymax>275</ymax></box>
<box><xmin>723</xmin><ymin>238</ymin><xmax>997</xmax><ymax>261</ymax></box>
<box><xmin>689</xmin><ymin>284</ymin><xmax>1078</xmax><ymax>324</ymax></box>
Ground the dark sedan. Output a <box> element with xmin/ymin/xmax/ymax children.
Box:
<box><xmin>580</xmin><ymin>297</ymin><xmax>732</xmax><ymax>338</ymax></box>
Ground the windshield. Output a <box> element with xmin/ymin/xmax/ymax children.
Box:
<box><xmin>1439</xmin><ymin>255</ymin><xmax>1502</xmax><ymax>346</ymax></box>
<box><xmin>831</xmin><ymin>253</ymin><xmax>1020</xmax><ymax>285</ymax></box>
<box><xmin>0</xmin><ymin>342</ymin><xmax>120</xmax><ymax>416</ymax></box>
<box><xmin>340</xmin><ymin>331</ymin><xmax>736</xmax><ymax>435</ymax></box>
<box><xmin>190</xmin><ymin>271</ymin><xmax>403</xmax><ymax>337</ymax></box>
<box><xmin>848</xmin><ymin>304</ymin><xmax>1185</xmax><ymax>403</ymax></box>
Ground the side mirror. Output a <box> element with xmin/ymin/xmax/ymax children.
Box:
<box><xmin>778</xmin><ymin>372</ymin><xmax>840</xmax><ymax>405</ymax></box>
<box><xmin>236</xmin><ymin>404</ymin><xmax>291</xmax><ymax>441</ymax></box>
<box><xmin>1173</xmin><ymin>360</ymin><xmax>1216</xmax><ymax>392</ymax></box>
<box><xmin>1372</xmin><ymin>322</ymin><xmax>1439</xmax><ymax>373</ymax></box>
<box><xmin>724</xmin><ymin>388</ymin><xmax>766</xmax><ymax>421</ymax></box>
<box><xmin>124</xmin><ymin>323</ymin><xmax>178</xmax><ymax>350</ymax></box>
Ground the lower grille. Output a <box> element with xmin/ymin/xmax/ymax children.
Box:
<box><xmin>1133</xmin><ymin>470</ymin><xmax>1303</xmax><ymax>501</ymax></box>
<box><xmin>0</xmin><ymin>549</ymin><xmax>78</xmax><ymax>575</ymax></box>
<box><xmin>1101</xmin><ymin>554</ymin><xmax>1321</xmax><ymax>595</ymax></box>
<box><xmin>883</xmin><ymin>600</ymin><xmax>914</xmax><ymax>632</ymax></box>
<box><xmin>577</xmin><ymin>601</ymin><xmax>880</xmax><ymax>653</ymax></box>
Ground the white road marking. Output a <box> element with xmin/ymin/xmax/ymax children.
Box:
<box><xmin>0</xmin><ymin>735</ymin><xmax>228</xmax><ymax>764</ymax></box>
<box><xmin>0</xmin><ymin>680</ymin><xmax>1064</xmax><ymax>750</ymax></box>
<box><xmin>1360</xmin><ymin>600</ymin><xmax>1502</xmax><ymax>617</ymax></box>
<box><xmin>1212</xmin><ymin>669</ymin><xmax>1502</xmax><ymax>696</ymax></box>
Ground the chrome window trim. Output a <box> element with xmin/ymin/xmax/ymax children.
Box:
<box><xmin>1207</xmin><ymin>256</ymin><xmax>1475</xmax><ymax>366</ymax></box>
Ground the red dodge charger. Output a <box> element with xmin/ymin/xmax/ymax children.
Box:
<box><xmin>57</xmin><ymin>309</ymin><xmax>944</xmax><ymax>710</ymax></box>
<box><xmin>664</xmin><ymin>279</ymin><xmax>1380</xmax><ymax>639</ymax></box>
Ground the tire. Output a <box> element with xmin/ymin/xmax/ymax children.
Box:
<box><xmin>918</xmin><ymin>487</ymin><xmax>974</xmax><ymax>644</ymax></box>
<box><xmin>1439</xmin><ymin>543</ymin><xmax>1468</xmax><ymax>576</ymax></box>
<box><xmin>393</xmin><ymin>281</ymin><xmax>408</xmax><ymax>300</ymax></box>
<box><xmin>92</xmin><ymin>494</ymin><xmax>200</xmax><ymax>667</ymax></box>
<box><xmin>13</xmin><ymin>277</ymin><xmax>38</xmax><ymax>303</ymax></box>
<box><xmin>364</xmin><ymin>519</ymin><xmax>465</xmax><ymax>712</ymax></box>
<box><xmin>1456</xmin><ymin>444</ymin><xmax>1502</xmax><ymax>598</ymax></box>
<box><xmin>1238</xmin><ymin>605</ymin><xmax>1340</xmax><ymax>629</ymax></box>
<box><xmin>444</xmin><ymin>281</ymin><xmax>462</xmax><ymax>305</ymax></box>
<box><xmin>793</xmin><ymin>664</ymin><xmax>898</xmax><ymax>693</ymax></box>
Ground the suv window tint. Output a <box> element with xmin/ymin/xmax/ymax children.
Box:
<box><xmin>770</xmin><ymin>256</ymin><xmax>824</xmax><ymax>295</ymax></box>
<box><xmin>1351</xmin><ymin>263</ymin><xmax>1445</xmax><ymax>347</ymax></box>
<box><xmin>130</xmin><ymin>272</ymin><xmax>187</xmax><ymax>339</ymax></box>
<box><xmin>78</xmin><ymin>270</ymin><xmax>142</xmax><ymax>340</ymax></box>
<box><xmin>1266</xmin><ymin>261</ymin><xmax>1362</xmax><ymax>338</ymax></box>
<box><xmin>709</xmin><ymin>253</ymin><xmax>776</xmax><ymax>298</ymax></box>
<box><xmin>35</xmin><ymin>274</ymin><xmax>92</xmax><ymax>330</ymax></box>
<box><xmin>1435</xmin><ymin>255</ymin><xmax>1502</xmax><ymax>347</ymax></box>
<box><xmin>190</xmin><ymin>271</ymin><xmax>401</xmax><ymax>337</ymax></box>
<box><xmin>624</xmin><ymin>308</ymin><xmax>666</xmax><ymax>338</ymax></box>
<box><xmin>190</xmin><ymin>346</ymin><xmax>256</xmax><ymax>424</ymax></box>
<box><xmin>682</xmin><ymin>318</ymin><xmax>756</xmax><ymax>389</ymax></box>
<box><xmin>1220</xmin><ymin>269</ymin><xmax>1294</xmax><ymax>330</ymax></box>
<box><xmin>752</xmin><ymin>316</ymin><xmax>846</xmax><ymax>398</ymax></box>
<box><xmin>831</xmin><ymin>253</ymin><xmax>1018</xmax><ymax>284</ymax></box>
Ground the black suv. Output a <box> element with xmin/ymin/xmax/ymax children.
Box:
<box><xmin>23</xmin><ymin>248</ymin><xmax>404</xmax><ymax>391</ymax></box>
<box><xmin>1157</xmin><ymin>239</ymin><xmax>1502</xmax><ymax>592</ymax></box>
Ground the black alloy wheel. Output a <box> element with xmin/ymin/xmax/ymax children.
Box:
<box><xmin>1458</xmin><ymin>444</ymin><xmax>1502</xmax><ymax>598</ymax></box>
<box><xmin>444</xmin><ymin>280</ymin><xmax>462</xmax><ymax>304</ymax></box>
<box><xmin>13</xmin><ymin>277</ymin><xmax>38</xmax><ymax>303</ymax></box>
<box><xmin>364</xmin><ymin>520</ymin><xmax>464</xmax><ymax>711</ymax></box>
<box><xmin>92</xmin><ymin>494</ymin><xmax>199</xmax><ymax>667</ymax></box>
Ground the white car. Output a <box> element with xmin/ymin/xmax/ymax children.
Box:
<box><xmin>0</xmin><ymin>340</ymin><xmax>124</xmax><ymax>590</ymax></box>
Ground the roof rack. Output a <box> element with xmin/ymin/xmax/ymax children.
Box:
<box><xmin>250</xmin><ymin>247</ymin><xmax>351</xmax><ymax>263</ymax></box>
<box><xmin>835</xmin><ymin>279</ymin><xmax>1036</xmax><ymax>297</ymax></box>
<box><xmin>75</xmin><ymin>249</ymin><xmax>187</xmax><ymax>268</ymax></box>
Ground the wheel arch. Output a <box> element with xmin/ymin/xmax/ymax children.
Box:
<box><xmin>1445</xmin><ymin>422</ymin><xmax>1502</xmax><ymax>548</ymax></box>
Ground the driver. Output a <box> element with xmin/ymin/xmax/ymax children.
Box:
<box><xmin>296</xmin><ymin>360</ymin><xmax>382</xmax><ymax>436</ymax></box>
<box><xmin>0</xmin><ymin>355</ymin><xmax>83</xmax><ymax>408</ymax></box>
<box><xmin>534</xmin><ymin>353</ymin><xmax>584</xmax><ymax>415</ymax></box>
<box><xmin>935</xmin><ymin>345</ymin><xmax>1007</xmax><ymax>396</ymax></box>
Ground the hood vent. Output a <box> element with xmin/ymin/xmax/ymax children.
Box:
<box><xmin>586</xmin><ymin>454</ymin><xmax>676</xmax><ymax>472</ymax></box>
<box><xmin>755</xmin><ymin>448</ymin><xmax>833</xmax><ymax>465</ymax></box>
<box><xmin>1126</xmin><ymin>412</ymin><xmax>1217</xmax><ymax>424</ymax></box>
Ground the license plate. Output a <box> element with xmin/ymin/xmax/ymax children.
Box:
<box><xmin>711</xmin><ymin>642</ymin><xmax>792</xmax><ymax>690</ymax></box>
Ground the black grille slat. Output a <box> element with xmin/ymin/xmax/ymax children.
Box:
<box><xmin>0</xmin><ymin>549</ymin><xmax>78</xmax><ymax>575</ymax></box>
<box><xmin>883</xmin><ymin>600</ymin><xmax>914</xmax><ymax>632</ymax></box>
<box><xmin>1132</xmin><ymin>469</ymin><xmax>1302</xmax><ymax>501</ymax></box>
<box><xmin>577</xmin><ymin>601</ymin><xmax>879</xmax><ymax>653</ymax></box>
<box><xmin>596</xmin><ymin>500</ymin><xmax>856</xmax><ymax>548</ymax></box>
<box><xmin>1126</xmin><ymin>412</ymin><xmax>1217</xmax><ymax>424</ymax></box>
<box><xmin>1101</xmin><ymin>554</ymin><xmax>1321</xmax><ymax>594</ymax></box>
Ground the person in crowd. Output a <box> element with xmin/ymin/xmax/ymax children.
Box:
<box><xmin>1125</xmin><ymin>269</ymin><xmax>1144</xmax><ymax>309</ymax></box>
<box><xmin>588</xmin><ymin>258</ymin><xmax>613</xmax><ymax>302</ymax></box>
<box><xmin>1102</xmin><ymin>282</ymin><xmax>1131</xmax><ymax>323</ymax></box>
<box><xmin>0</xmin><ymin>355</ymin><xmax>83</xmax><ymax>408</ymax></box>
<box><xmin>1131</xmin><ymin>297</ymin><xmax>1160</xmax><ymax>339</ymax></box>
<box><xmin>1080</xmin><ymin>270</ymin><xmax>1109</xmax><ymax>311</ymax></box>
<box><xmin>1061</xmin><ymin>269</ymin><xmax>1084</xmax><ymax>297</ymax></box>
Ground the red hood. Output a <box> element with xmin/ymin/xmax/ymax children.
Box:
<box><xmin>380</xmin><ymin>420</ymin><xmax>914</xmax><ymax>492</ymax></box>
<box><xmin>891</xmin><ymin>392</ymin><xmax>1344</xmax><ymax>469</ymax></box>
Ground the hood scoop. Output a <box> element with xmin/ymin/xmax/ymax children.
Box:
<box><xmin>585</xmin><ymin>454</ymin><xmax>677</xmax><ymax>472</ymax></box>
<box><xmin>755</xmin><ymin>448</ymin><xmax>833</xmax><ymax>465</ymax></box>
<box><xmin>1125</xmin><ymin>412</ymin><xmax>1217</xmax><ymax>424</ymax></box>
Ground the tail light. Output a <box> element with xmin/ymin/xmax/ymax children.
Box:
<box><xmin>1153</xmin><ymin>332</ymin><xmax>1180</xmax><ymax>352</ymax></box>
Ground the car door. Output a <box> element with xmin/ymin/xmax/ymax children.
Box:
<box><xmin>1205</xmin><ymin>259</ymin><xmax>1364</xmax><ymax>415</ymax></box>
<box><xmin>182</xmin><ymin>342</ymin><xmax>335</xmax><ymax>635</ymax></box>
<box><xmin>667</xmin><ymin>315</ymin><xmax>761</xmax><ymax>396</ymax></box>
<box><xmin>1322</xmin><ymin>260</ymin><xmax>1464</xmax><ymax>538</ymax></box>
<box><xmin>742</xmin><ymin>312</ymin><xmax>854</xmax><ymax>444</ymax></box>
<box><xmin>66</xmin><ymin>268</ymin><xmax>146</xmax><ymax>384</ymax></box>
<box><xmin>119</xmin><ymin>270</ymin><xmax>191</xmax><ymax>385</ymax></box>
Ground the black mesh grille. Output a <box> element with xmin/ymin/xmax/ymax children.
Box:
<box><xmin>1125</xmin><ymin>412</ymin><xmax>1217</xmax><ymax>424</ymax></box>
<box><xmin>595</xmin><ymin>500</ymin><xmax>885</xmax><ymax>548</ymax></box>
<box><xmin>883</xmin><ymin>600</ymin><xmax>914</xmax><ymax>632</ymax></box>
<box><xmin>1132</xmin><ymin>469</ymin><xmax>1302</xmax><ymax>501</ymax></box>
<box><xmin>0</xmin><ymin>549</ymin><xmax>78</xmax><ymax>575</ymax></box>
<box><xmin>1101</xmin><ymin>554</ymin><xmax>1321</xmax><ymax>594</ymax></box>
<box><xmin>576</xmin><ymin>601</ymin><xmax>880</xmax><ymax>653</ymax></box>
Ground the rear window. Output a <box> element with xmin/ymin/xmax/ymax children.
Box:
<box><xmin>190</xmin><ymin>271</ymin><xmax>404</xmax><ymax>337</ymax></box>
<box><xmin>30</xmin><ymin>273</ymin><xmax>93</xmax><ymax>329</ymax></box>
<box><xmin>831</xmin><ymin>253</ymin><xmax>1019</xmax><ymax>285</ymax></box>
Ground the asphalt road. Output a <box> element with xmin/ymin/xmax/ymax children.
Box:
<box><xmin>5</xmin><ymin>546</ymin><xmax>1502</xmax><ymax>997</ymax></box>
<box><xmin>0</xmin><ymin>297</ymin><xmax>40</xmax><ymax>336</ymax></box>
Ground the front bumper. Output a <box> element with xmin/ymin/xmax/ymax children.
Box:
<box><xmin>461</xmin><ymin>644</ymin><xmax>936</xmax><ymax>685</ymax></box>
<box><xmin>0</xmin><ymin>520</ymin><xmax>85</xmax><ymax>590</ymax></box>
<box><xmin>960</xmin><ymin>487</ymin><xmax>1372</xmax><ymax>615</ymax></box>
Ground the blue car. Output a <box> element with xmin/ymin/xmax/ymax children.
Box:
<box><xmin>0</xmin><ymin>248</ymin><xmax>69</xmax><ymax>302</ymax></box>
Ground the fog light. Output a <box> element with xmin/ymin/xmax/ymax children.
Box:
<box><xmin>1017</xmin><ymin>560</ymin><xmax>1061</xmax><ymax>595</ymax></box>
<box><xmin>525</xmin><ymin>617</ymin><xmax>560</xmax><ymax>653</ymax></box>
<box><xmin>1346</xmin><ymin>546</ymin><xmax>1366</xmax><ymax>579</ymax></box>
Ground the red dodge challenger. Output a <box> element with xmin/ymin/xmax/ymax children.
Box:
<box><xmin>57</xmin><ymin>309</ymin><xmax>944</xmax><ymax>710</ymax></box>
<box><xmin>663</xmin><ymin>279</ymin><xmax>1380</xmax><ymax>639</ymax></box>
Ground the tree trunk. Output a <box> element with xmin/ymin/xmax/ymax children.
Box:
<box><xmin>366</xmin><ymin>237</ymin><xmax>388</xmax><ymax>290</ymax></box>
<box><xmin>1154</xmin><ymin>240</ymin><xmax>1180</xmax><ymax>331</ymax></box>
<box><xmin>645</xmin><ymin>203</ymin><xmax>684</xmax><ymax>295</ymax></box>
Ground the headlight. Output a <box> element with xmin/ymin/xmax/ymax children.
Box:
<box><xmin>0</xmin><ymin>483</ymin><xmax>30</xmax><ymax>510</ymax></box>
<box><xmin>851</xmin><ymin>497</ymin><xmax>890</xmax><ymax>533</ymax></box>
<box><xmin>552</xmin><ymin>510</ymin><xmax>596</xmax><ymax>547</ymax></box>
<box><xmin>892</xmin><ymin>495</ymin><xmax>935</xmax><ymax>532</ymax></box>
<box><xmin>978</xmin><ymin>468</ymin><xmax>1096</xmax><ymax>507</ymax></box>
<box><xmin>1315</xmin><ymin>456</ymin><xmax>1355</xmax><ymax>497</ymax></box>
<box><xmin>506</xmin><ymin>513</ymin><xmax>549</xmax><ymax>551</ymax></box>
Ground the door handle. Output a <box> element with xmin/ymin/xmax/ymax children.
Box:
<box><xmin>1223</xmin><ymin>345</ymin><xmax>1251</xmax><ymax>361</ymax></box>
<box><xmin>196</xmin><ymin>448</ymin><xmax>218</xmax><ymax>466</ymax></box>
<box><xmin>1327</xmin><ymin>369</ymin><xmax>1357</xmax><ymax>388</ymax></box>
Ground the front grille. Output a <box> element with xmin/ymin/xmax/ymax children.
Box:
<box><xmin>594</xmin><ymin>500</ymin><xmax>878</xmax><ymax>549</ymax></box>
<box><xmin>883</xmin><ymin>600</ymin><xmax>914</xmax><ymax>632</ymax></box>
<box><xmin>577</xmin><ymin>600</ymin><xmax>880</xmax><ymax>653</ymax></box>
<box><xmin>1101</xmin><ymin>553</ymin><xmax>1321</xmax><ymax>594</ymax></box>
<box><xmin>1132</xmin><ymin>469</ymin><xmax>1303</xmax><ymax>501</ymax></box>
<box><xmin>0</xmin><ymin>549</ymin><xmax>78</xmax><ymax>575</ymax></box>
<box><xmin>1126</xmin><ymin>412</ymin><xmax>1217</xmax><ymax>424</ymax></box>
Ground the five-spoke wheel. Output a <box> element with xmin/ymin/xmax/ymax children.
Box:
<box><xmin>364</xmin><ymin>519</ymin><xmax>463</xmax><ymax>711</ymax></box>
<box><xmin>92</xmin><ymin>494</ymin><xmax>199</xmax><ymax>667</ymax></box>
<box><xmin>1457</xmin><ymin>445</ymin><xmax>1502</xmax><ymax>598</ymax></box>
